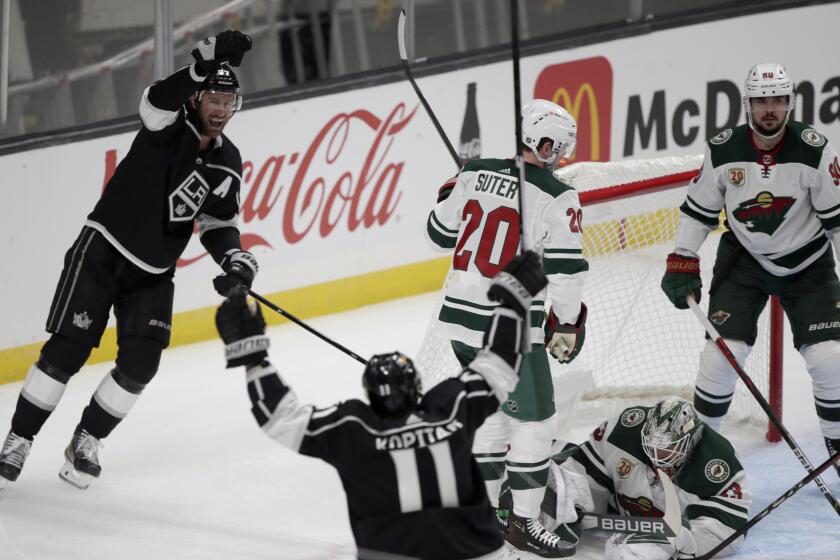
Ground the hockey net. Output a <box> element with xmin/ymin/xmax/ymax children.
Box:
<box><xmin>414</xmin><ymin>155</ymin><xmax>783</xmax><ymax>440</ymax></box>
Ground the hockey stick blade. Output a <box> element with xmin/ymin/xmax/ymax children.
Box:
<box><xmin>248</xmin><ymin>289</ymin><xmax>368</xmax><ymax>366</ymax></box>
<box><xmin>687</xmin><ymin>296</ymin><xmax>840</xmax><ymax>516</ymax></box>
<box><xmin>695</xmin><ymin>448</ymin><xmax>840</xmax><ymax>560</ymax></box>
<box><xmin>397</xmin><ymin>10</ymin><xmax>461</xmax><ymax>168</ymax></box>
<box><xmin>581</xmin><ymin>468</ymin><xmax>681</xmax><ymax>538</ymax></box>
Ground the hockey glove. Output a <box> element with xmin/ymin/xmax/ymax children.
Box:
<box><xmin>661</xmin><ymin>252</ymin><xmax>701</xmax><ymax>310</ymax></box>
<box><xmin>487</xmin><ymin>251</ymin><xmax>548</xmax><ymax>318</ymax></box>
<box><xmin>191</xmin><ymin>30</ymin><xmax>253</xmax><ymax>73</ymax></box>
<box><xmin>545</xmin><ymin>303</ymin><xmax>587</xmax><ymax>363</ymax></box>
<box><xmin>215</xmin><ymin>286</ymin><xmax>270</xmax><ymax>368</ymax></box>
<box><xmin>437</xmin><ymin>176</ymin><xmax>457</xmax><ymax>203</ymax></box>
<box><xmin>214</xmin><ymin>249</ymin><xmax>259</xmax><ymax>297</ymax></box>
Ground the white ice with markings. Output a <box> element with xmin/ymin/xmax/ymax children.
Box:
<box><xmin>0</xmin><ymin>292</ymin><xmax>838</xmax><ymax>559</ymax></box>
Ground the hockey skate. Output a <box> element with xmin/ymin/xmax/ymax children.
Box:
<box><xmin>505</xmin><ymin>513</ymin><xmax>576</xmax><ymax>558</ymax></box>
<box><xmin>0</xmin><ymin>431</ymin><xmax>33</xmax><ymax>491</ymax></box>
<box><xmin>59</xmin><ymin>430</ymin><xmax>102</xmax><ymax>490</ymax></box>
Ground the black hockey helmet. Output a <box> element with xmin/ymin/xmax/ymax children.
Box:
<box><xmin>362</xmin><ymin>352</ymin><xmax>421</xmax><ymax>418</ymax></box>
<box><xmin>196</xmin><ymin>64</ymin><xmax>242</xmax><ymax>111</ymax></box>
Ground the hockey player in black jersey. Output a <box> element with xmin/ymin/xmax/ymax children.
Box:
<box><xmin>214</xmin><ymin>252</ymin><xmax>568</xmax><ymax>560</ymax></box>
<box><xmin>0</xmin><ymin>30</ymin><xmax>257</xmax><ymax>492</ymax></box>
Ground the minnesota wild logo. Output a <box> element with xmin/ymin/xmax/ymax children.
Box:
<box><xmin>732</xmin><ymin>191</ymin><xmax>794</xmax><ymax>235</ymax></box>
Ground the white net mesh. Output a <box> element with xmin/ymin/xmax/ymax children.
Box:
<box><xmin>415</xmin><ymin>155</ymin><xmax>775</xmax><ymax>430</ymax></box>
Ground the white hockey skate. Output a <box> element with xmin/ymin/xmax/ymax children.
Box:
<box><xmin>59</xmin><ymin>430</ymin><xmax>102</xmax><ymax>490</ymax></box>
<box><xmin>0</xmin><ymin>431</ymin><xmax>32</xmax><ymax>492</ymax></box>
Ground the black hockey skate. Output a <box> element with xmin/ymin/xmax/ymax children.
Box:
<box><xmin>0</xmin><ymin>431</ymin><xmax>32</xmax><ymax>490</ymax></box>
<box><xmin>826</xmin><ymin>437</ymin><xmax>840</xmax><ymax>478</ymax></box>
<box><xmin>59</xmin><ymin>429</ymin><xmax>102</xmax><ymax>490</ymax></box>
<box><xmin>505</xmin><ymin>513</ymin><xmax>576</xmax><ymax>558</ymax></box>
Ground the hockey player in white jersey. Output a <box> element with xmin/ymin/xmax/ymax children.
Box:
<box><xmin>544</xmin><ymin>397</ymin><xmax>751</xmax><ymax>559</ymax></box>
<box><xmin>425</xmin><ymin>100</ymin><xmax>587</xmax><ymax>557</ymax></box>
<box><xmin>661</xmin><ymin>63</ymin><xmax>840</xmax><ymax>476</ymax></box>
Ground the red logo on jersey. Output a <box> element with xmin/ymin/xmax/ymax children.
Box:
<box><xmin>533</xmin><ymin>57</ymin><xmax>613</xmax><ymax>162</ymax></box>
<box><xmin>722</xmin><ymin>481</ymin><xmax>743</xmax><ymax>500</ymax></box>
<box><xmin>617</xmin><ymin>494</ymin><xmax>665</xmax><ymax>517</ymax></box>
<box><xmin>829</xmin><ymin>156</ymin><xmax>840</xmax><ymax>186</ymax></box>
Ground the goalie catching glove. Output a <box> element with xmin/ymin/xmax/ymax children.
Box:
<box><xmin>661</xmin><ymin>252</ymin><xmax>701</xmax><ymax>309</ymax></box>
<box><xmin>215</xmin><ymin>285</ymin><xmax>270</xmax><ymax>368</ymax></box>
<box><xmin>545</xmin><ymin>303</ymin><xmax>587</xmax><ymax>363</ymax></box>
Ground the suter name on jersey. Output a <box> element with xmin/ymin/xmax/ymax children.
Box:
<box><xmin>678</xmin><ymin>122</ymin><xmax>840</xmax><ymax>276</ymax></box>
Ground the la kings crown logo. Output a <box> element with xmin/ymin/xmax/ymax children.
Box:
<box><xmin>731</xmin><ymin>191</ymin><xmax>794</xmax><ymax>235</ymax></box>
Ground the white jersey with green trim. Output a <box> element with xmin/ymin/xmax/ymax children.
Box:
<box><xmin>676</xmin><ymin>122</ymin><xmax>840</xmax><ymax>276</ymax></box>
<box><xmin>425</xmin><ymin>158</ymin><xmax>587</xmax><ymax>348</ymax></box>
<box><xmin>554</xmin><ymin>406</ymin><xmax>751</xmax><ymax>557</ymax></box>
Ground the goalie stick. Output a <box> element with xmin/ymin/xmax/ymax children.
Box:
<box><xmin>687</xmin><ymin>296</ymin><xmax>840</xmax><ymax>516</ymax></box>
<box><xmin>695</xmin><ymin>448</ymin><xmax>840</xmax><ymax>560</ymax></box>
<box><xmin>580</xmin><ymin>468</ymin><xmax>682</xmax><ymax>538</ymax></box>
<box><xmin>248</xmin><ymin>289</ymin><xmax>368</xmax><ymax>366</ymax></box>
<box><xmin>397</xmin><ymin>7</ymin><xmax>460</xmax><ymax>169</ymax></box>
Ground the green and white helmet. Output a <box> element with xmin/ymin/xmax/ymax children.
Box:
<box><xmin>641</xmin><ymin>397</ymin><xmax>704</xmax><ymax>470</ymax></box>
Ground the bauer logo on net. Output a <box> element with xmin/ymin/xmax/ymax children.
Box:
<box><xmin>533</xmin><ymin>56</ymin><xmax>613</xmax><ymax>162</ymax></box>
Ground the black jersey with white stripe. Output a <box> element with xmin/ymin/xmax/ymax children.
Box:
<box><xmin>86</xmin><ymin>63</ymin><xmax>243</xmax><ymax>273</ymax></box>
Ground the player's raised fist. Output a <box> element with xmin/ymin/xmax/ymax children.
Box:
<box><xmin>192</xmin><ymin>30</ymin><xmax>253</xmax><ymax>73</ymax></box>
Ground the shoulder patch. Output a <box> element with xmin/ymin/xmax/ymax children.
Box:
<box><xmin>710</xmin><ymin>129</ymin><xmax>733</xmax><ymax>145</ymax></box>
<box><xmin>801</xmin><ymin>128</ymin><xmax>826</xmax><ymax>147</ymax></box>
<box><xmin>620</xmin><ymin>408</ymin><xmax>646</xmax><ymax>428</ymax></box>
<box><xmin>704</xmin><ymin>458</ymin><xmax>731</xmax><ymax>483</ymax></box>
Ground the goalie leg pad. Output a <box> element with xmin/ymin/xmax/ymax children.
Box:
<box><xmin>507</xmin><ymin>415</ymin><xmax>555</xmax><ymax>518</ymax></box>
<box><xmin>694</xmin><ymin>339</ymin><xmax>750</xmax><ymax>432</ymax></box>
<box><xmin>800</xmin><ymin>340</ymin><xmax>840</xmax><ymax>439</ymax></box>
<box><xmin>605</xmin><ymin>533</ymin><xmax>675</xmax><ymax>560</ymax></box>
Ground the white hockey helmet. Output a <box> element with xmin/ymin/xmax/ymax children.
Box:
<box><xmin>521</xmin><ymin>99</ymin><xmax>577</xmax><ymax>166</ymax></box>
<box><xmin>641</xmin><ymin>397</ymin><xmax>704</xmax><ymax>471</ymax></box>
<box><xmin>742</xmin><ymin>63</ymin><xmax>795</xmax><ymax>140</ymax></box>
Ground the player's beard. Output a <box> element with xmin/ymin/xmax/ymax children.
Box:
<box><xmin>754</xmin><ymin>113</ymin><xmax>784</xmax><ymax>138</ymax></box>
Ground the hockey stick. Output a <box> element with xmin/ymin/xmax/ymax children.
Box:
<box><xmin>687</xmin><ymin>296</ymin><xmax>840</xmax><ymax>516</ymax></box>
<box><xmin>581</xmin><ymin>469</ymin><xmax>682</xmax><ymax>537</ymax></box>
<box><xmin>695</xmin><ymin>448</ymin><xmax>840</xmax><ymax>560</ymax></box>
<box><xmin>397</xmin><ymin>8</ymin><xmax>461</xmax><ymax>169</ymax></box>
<box><xmin>248</xmin><ymin>289</ymin><xmax>368</xmax><ymax>365</ymax></box>
<box><xmin>509</xmin><ymin>0</ymin><xmax>528</xmax><ymax>252</ymax></box>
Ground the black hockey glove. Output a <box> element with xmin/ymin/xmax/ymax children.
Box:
<box><xmin>214</xmin><ymin>249</ymin><xmax>259</xmax><ymax>297</ymax></box>
<box><xmin>191</xmin><ymin>30</ymin><xmax>253</xmax><ymax>73</ymax></box>
<box><xmin>487</xmin><ymin>251</ymin><xmax>548</xmax><ymax>318</ymax></box>
<box><xmin>215</xmin><ymin>285</ymin><xmax>269</xmax><ymax>368</ymax></box>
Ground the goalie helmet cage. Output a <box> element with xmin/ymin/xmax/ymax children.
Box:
<box><xmin>414</xmin><ymin>155</ymin><xmax>783</xmax><ymax>442</ymax></box>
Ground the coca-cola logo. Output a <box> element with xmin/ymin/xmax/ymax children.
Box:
<box><xmin>103</xmin><ymin>103</ymin><xmax>417</xmax><ymax>268</ymax></box>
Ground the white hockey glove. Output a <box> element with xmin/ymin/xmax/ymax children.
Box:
<box><xmin>673</xmin><ymin>522</ymin><xmax>698</xmax><ymax>559</ymax></box>
<box><xmin>545</xmin><ymin>303</ymin><xmax>587</xmax><ymax>363</ymax></box>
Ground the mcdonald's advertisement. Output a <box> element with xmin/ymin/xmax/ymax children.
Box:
<box><xmin>0</xmin><ymin>1</ymin><xmax>838</xmax><ymax>376</ymax></box>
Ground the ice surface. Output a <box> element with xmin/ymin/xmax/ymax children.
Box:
<box><xmin>0</xmin><ymin>292</ymin><xmax>837</xmax><ymax>559</ymax></box>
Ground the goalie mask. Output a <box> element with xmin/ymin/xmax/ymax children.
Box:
<box><xmin>521</xmin><ymin>99</ymin><xmax>577</xmax><ymax>166</ymax></box>
<box><xmin>195</xmin><ymin>64</ymin><xmax>243</xmax><ymax>112</ymax></box>
<box><xmin>641</xmin><ymin>397</ymin><xmax>703</xmax><ymax>470</ymax></box>
<box><xmin>362</xmin><ymin>352</ymin><xmax>421</xmax><ymax>418</ymax></box>
<box><xmin>742</xmin><ymin>63</ymin><xmax>795</xmax><ymax>140</ymax></box>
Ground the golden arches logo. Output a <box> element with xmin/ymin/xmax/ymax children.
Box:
<box><xmin>552</xmin><ymin>83</ymin><xmax>601</xmax><ymax>161</ymax></box>
<box><xmin>533</xmin><ymin>56</ymin><xmax>612</xmax><ymax>162</ymax></box>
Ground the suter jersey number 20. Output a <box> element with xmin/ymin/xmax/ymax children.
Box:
<box><xmin>425</xmin><ymin>158</ymin><xmax>588</xmax><ymax>348</ymax></box>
